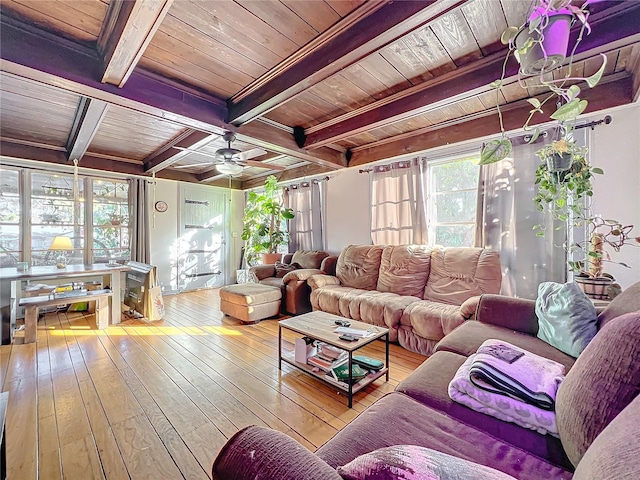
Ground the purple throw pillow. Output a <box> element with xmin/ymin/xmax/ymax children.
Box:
<box><xmin>337</xmin><ymin>445</ymin><xmax>515</xmax><ymax>480</ymax></box>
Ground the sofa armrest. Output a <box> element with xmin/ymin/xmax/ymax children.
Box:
<box><xmin>476</xmin><ymin>294</ymin><xmax>539</xmax><ymax>335</ymax></box>
<box><xmin>282</xmin><ymin>268</ymin><xmax>323</xmax><ymax>283</ymax></box>
<box><xmin>213</xmin><ymin>426</ymin><xmax>341</xmax><ymax>480</ymax></box>
<box><xmin>308</xmin><ymin>274</ymin><xmax>341</xmax><ymax>290</ymax></box>
<box><xmin>460</xmin><ymin>295</ymin><xmax>481</xmax><ymax>320</ymax></box>
<box><xmin>249</xmin><ymin>264</ymin><xmax>277</xmax><ymax>281</ymax></box>
<box><xmin>320</xmin><ymin>255</ymin><xmax>338</xmax><ymax>276</ymax></box>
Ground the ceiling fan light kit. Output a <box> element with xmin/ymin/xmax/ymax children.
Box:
<box><xmin>216</xmin><ymin>162</ymin><xmax>244</xmax><ymax>175</ymax></box>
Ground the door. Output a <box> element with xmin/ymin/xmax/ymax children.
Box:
<box><xmin>177</xmin><ymin>185</ymin><xmax>227</xmax><ymax>291</ymax></box>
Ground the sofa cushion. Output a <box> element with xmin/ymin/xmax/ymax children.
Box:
<box><xmin>402</xmin><ymin>300</ymin><xmax>468</xmax><ymax>341</ymax></box>
<box><xmin>596</xmin><ymin>281</ymin><xmax>640</xmax><ymax>329</ymax></box>
<box><xmin>573</xmin><ymin>394</ymin><xmax>640</xmax><ymax>480</ymax></box>
<box><xmin>424</xmin><ymin>248</ymin><xmax>502</xmax><ymax>305</ymax></box>
<box><xmin>336</xmin><ymin>245</ymin><xmax>384</xmax><ymax>290</ymax></box>
<box><xmin>337</xmin><ymin>444</ymin><xmax>517</xmax><ymax>480</ymax></box>
<box><xmin>396</xmin><ymin>351</ymin><xmax>573</xmax><ymax>470</ymax></box>
<box><xmin>376</xmin><ymin>244</ymin><xmax>432</xmax><ymax>297</ymax></box>
<box><xmin>316</xmin><ymin>392</ymin><xmax>571</xmax><ymax>479</ymax></box>
<box><xmin>291</xmin><ymin>250</ymin><xmax>329</xmax><ymax>270</ymax></box>
<box><xmin>535</xmin><ymin>282</ymin><xmax>598</xmax><ymax>358</ymax></box>
<box><xmin>274</xmin><ymin>261</ymin><xmax>301</xmax><ymax>278</ymax></box>
<box><xmin>344</xmin><ymin>291</ymin><xmax>419</xmax><ymax>341</ymax></box>
<box><xmin>556</xmin><ymin>310</ymin><xmax>640</xmax><ymax>467</ymax></box>
<box><xmin>435</xmin><ymin>321</ymin><xmax>576</xmax><ymax>371</ymax></box>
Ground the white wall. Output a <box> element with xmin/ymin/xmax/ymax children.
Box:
<box><xmin>588</xmin><ymin>103</ymin><xmax>640</xmax><ymax>289</ymax></box>
<box><xmin>148</xmin><ymin>179</ymin><xmax>244</xmax><ymax>292</ymax></box>
<box><xmin>325</xmin><ymin>168</ymin><xmax>371</xmax><ymax>254</ymax></box>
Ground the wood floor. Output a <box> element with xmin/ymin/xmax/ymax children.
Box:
<box><xmin>0</xmin><ymin>288</ymin><xmax>427</xmax><ymax>479</ymax></box>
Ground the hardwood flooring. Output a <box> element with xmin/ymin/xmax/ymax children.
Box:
<box><xmin>0</xmin><ymin>288</ymin><xmax>426</xmax><ymax>479</ymax></box>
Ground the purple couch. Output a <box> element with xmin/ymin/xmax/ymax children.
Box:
<box><xmin>212</xmin><ymin>282</ymin><xmax>640</xmax><ymax>479</ymax></box>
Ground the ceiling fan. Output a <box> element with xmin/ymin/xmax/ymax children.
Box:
<box><xmin>173</xmin><ymin>132</ymin><xmax>285</xmax><ymax>175</ymax></box>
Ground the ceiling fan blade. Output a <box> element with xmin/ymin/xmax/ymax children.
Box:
<box><xmin>242</xmin><ymin>160</ymin><xmax>286</xmax><ymax>171</ymax></box>
<box><xmin>238</xmin><ymin>147</ymin><xmax>268</xmax><ymax>161</ymax></box>
<box><xmin>173</xmin><ymin>162</ymin><xmax>215</xmax><ymax>169</ymax></box>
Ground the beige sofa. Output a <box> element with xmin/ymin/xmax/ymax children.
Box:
<box><xmin>308</xmin><ymin>244</ymin><xmax>502</xmax><ymax>355</ymax></box>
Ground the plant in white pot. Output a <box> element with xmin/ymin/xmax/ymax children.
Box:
<box><xmin>241</xmin><ymin>175</ymin><xmax>295</xmax><ymax>266</ymax></box>
<box><xmin>479</xmin><ymin>0</ymin><xmax>606</xmax><ymax>166</ymax></box>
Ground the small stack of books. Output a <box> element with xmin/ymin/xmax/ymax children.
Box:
<box><xmin>307</xmin><ymin>343</ymin><xmax>348</xmax><ymax>372</ymax></box>
<box><xmin>331</xmin><ymin>363</ymin><xmax>368</xmax><ymax>383</ymax></box>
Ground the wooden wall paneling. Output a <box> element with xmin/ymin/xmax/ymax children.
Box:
<box><xmin>365</xmin><ymin>123</ymin><xmax>407</xmax><ymax>142</ymax></box>
<box><xmin>500</xmin><ymin>0</ymin><xmax>530</xmax><ymax>30</ymax></box>
<box><xmin>430</xmin><ymin>9</ymin><xmax>483</xmax><ymax>67</ymax></box>
<box><xmin>137</xmin><ymin>54</ymin><xmax>240</xmax><ymax>98</ymax></box>
<box><xmin>524</xmin><ymin>72</ymin><xmax>555</xmax><ymax>97</ymax></box>
<box><xmin>500</xmin><ymin>81</ymin><xmax>529</xmax><ymax>103</ymax></box>
<box><xmin>452</xmin><ymin>96</ymin><xmax>486</xmax><ymax>116</ymax></box>
<box><xmin>236</xmin><ymin>0</ymin><xmax>320</xmax><ymax>46</ymax></box>
<box><xmin>584</xmin><ymin>50</ymin><xmax>617</xmax><ymax>77</ymax></box>
<box><xmin>476</xmin><ymin>89</ymin><xmax>506</xmax><ymax>110</ymax></box>
<box><xmin>304</xmin><ymin>77</ymin><xmax>373</xmax><ymax>115</ymax></box>
<box><xmin>350</xmin><ymin>74</ymin><xmax>632</xmax><ymax>167</ymax></box>
<box><xmin>357</xmin><ymin>54</ymin><xmax>413</xmax><ymax>92</ymax></box>
<box><xmin>386</xmin><ymin>26</ymin><xmax>457</xmax><ymax>80</ymax></box>
<box><xmin>263</xmin><ymin>97</ymin><xmax>334</xmax><ymax>129</ymax></box>
<box><xmin>324</xmin><ymin>0</ymin><xmax>366</xmax><ymax>17</ymax></box>
<box><xmin>0</xmin><ymin>72</ymin><xmax>81</xmax><ymax>108</ymax></box>
<box><xmin>281</xmin><ymin>0</ymin><xmax>341</xmax><ymax>33</ymax></box>
<box><xmin>98</xmin><ymin>0</ymin><xmax>173</xmax><ymax>86</ymax></box>
<box><xmin>339</xmin><ymin>62</ymin><xmax>407</xmax><ymax>101</ymax></box>
<box><xmin>162</xmin><ymin>6</ymin><xmax>280</xmax><ymax>70</ymax></box>
<box><xmin>158</xmin><ymin>14</ymin><xmax>269</xmax><ymax>77</ymax></box>
<box><xmin>461</xmin><ymin>0</ymin><xmax>508</xmax><ymax>55</ymax></box>
<box><xmin>2</xmin><ymin>0</ymin><xmax>107</xmax><ymax>41</ymax></box>
<box><xmin>614</xmin><ymin>45</ymin><xmax>636</xmax><ymax>72</ymax></box>
<box><xmin>377</xmin><ymin>37</ymin><xmax>433</xmax><ymax>85</ymax></box>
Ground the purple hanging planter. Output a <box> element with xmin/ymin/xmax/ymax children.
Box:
<box><xmin>514</xmin><ymin>7</ymin><xmax>573</xmax><ymax>76</ymax></box>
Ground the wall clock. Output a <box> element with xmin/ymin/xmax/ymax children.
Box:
<box><xmin>154</xmin><ymin>200</ymin><xmax>168</xmax><ymax>213</ymax></box>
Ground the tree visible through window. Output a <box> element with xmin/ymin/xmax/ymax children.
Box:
<box><xmin>426</xmin><ymin>157</ymin><xmax>479</xmax><ymax>247</ymax></box>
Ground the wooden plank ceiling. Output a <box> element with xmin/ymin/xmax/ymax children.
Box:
<box><xmin>0</xmin><ymin>0</ymin><xmax>639</xmax><ymax>189</ymax></box>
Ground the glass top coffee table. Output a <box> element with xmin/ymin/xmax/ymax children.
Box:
<box><xmin>278</xmin><ymin>311</ymin><xmax>389</xmax><ymax>408</ymax></box>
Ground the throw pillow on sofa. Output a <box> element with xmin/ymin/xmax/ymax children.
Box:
<box><xmin>535</xmin><ymin>282</ymin><xmax>597</xmax><ymax>358</ymax></box>
<box><xmin>275</xmin><ymin>261</ymin><xmax>301</xmax><ymax>278</ymax></box>
<box><xmin>337</xmin><ymin>444</ymin><xmax>516</xmax><ymax>480</ymax></box>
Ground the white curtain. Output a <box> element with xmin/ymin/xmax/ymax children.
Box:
<box><xmin>285</xmin><ymin>179</ymin><xmax>326</xmax><ymax>251</ymax></box>
<box><xmin>370</xmin><ymin>157</ymin><xmax>428</xmax><ymax>245</ymax></box>
<box><xmin>475</xmin><ymin>136</ymin><xmax>567</xmax><ymax>299</ymax></box>
<box><xmin>129</xmin><ymin>178</ymin><xmax>150</xmax><ymax>263</ymax></box>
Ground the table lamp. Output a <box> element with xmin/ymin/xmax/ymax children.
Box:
<box><xmin>49</xmin><ymin>236</ymin><xmax>73</xmax><ymax>268</ymax></box>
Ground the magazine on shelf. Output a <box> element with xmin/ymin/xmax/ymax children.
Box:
<box><xmin>331</xmin><ymin>363</ymin><xmax>368</xmax><ymax>383</ymax></box>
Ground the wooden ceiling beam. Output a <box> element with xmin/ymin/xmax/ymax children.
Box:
<box><xmin>0</xmin><ymin>139</ymin><xmax>204</xmax><ymax>184</ymax></box>
<box><xmin>226</xmin><ymin>0</ymin><xmax>467</xmax><ymax>126</ymax></box>
<box><xmin>98</xmin><ymin>0</ymin><xmax>173</xmax><ymax>87</ymax></box>
<box><xmin>350</xmin><ymin>74</ymin><xmax>633</xmax><ymax>167</ymax></box>
<box><xmin>241</xmin><ymin>163</ymin><xmax>332</xmax><ymax>190</ymax></box>
<box><xmin>0</xmin><ymin>18</ymin><xmax>346</xmax><ymax>170</ymax></box>
<box><xmin>305</xmin><ymin>5</ymin><xmax>640</xmax><ymax>149</ymax></box>
<box><xmin>144</xmin><ymin>130</ymin><xmax>216</xmax><ymax>173</ymax></box>
<box><xmin>66</xmin><ymin>97</ymin><xmax>110</xmax><ymax>161</ymax></box>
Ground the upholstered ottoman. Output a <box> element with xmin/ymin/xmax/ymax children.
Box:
<box><xmin>219</xmin><ymin>284</ymin><xmax>282</xmax><ymax>324</ymax></box>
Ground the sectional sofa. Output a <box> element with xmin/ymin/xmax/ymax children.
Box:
<box><xmin>212</xmin><ymin>281</ymin><xmax>640</xmax><ymax>480</ymax></box>
<box><xmin>308</xmin><ymin>244</ymin><xmax>502</xmax><ymax>355</ymax></box>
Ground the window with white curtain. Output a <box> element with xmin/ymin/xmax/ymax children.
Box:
<box><xmin>285</xmin><ymin>179</ymin><xmax>326</xmax><ymax>251</ymax></box>
<box><xmin>369</xmin><ymin>155</ymin><xmax>478</xmax><ymax>246</ymax></box>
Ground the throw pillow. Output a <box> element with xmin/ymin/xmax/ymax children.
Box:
<box><xmin>337</xmin><ymin>445</ymin><xmax>516</xmax><ymax>480</ymax></box>
<box><xmin>535</xmin><ymin>281</ymin><xmax>597</xmax><ymax>358</ymax></box>
<box><xmin>275</xmin><ymin>261</ymin><xmax>301</xmax><ymax>278</ymax></box>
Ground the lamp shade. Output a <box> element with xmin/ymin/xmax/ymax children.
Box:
<box><xmin>49</xmin><ymin>236</ymin><xmax>73</xmax><ymax>251</ymax></box>
<box><xmin>216</xmin><ymin>162</ymin><xmax>243</xmax><ymax>175</ymax></box>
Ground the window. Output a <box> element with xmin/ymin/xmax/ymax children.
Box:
<box><xmin>92</xmin><ymin>179</ymin><xmax>130</xmax><ymax>262</ymax></box>
<box><xmin>0</xmin><ymin>168</ymin><xmax>21</xmax><ymax>267</ymax></box>
<box><xmin>1</xmin><ymin>167</ymin><xmax>131</xmax><ymax>266</ymax></box>
<box><xmin>425</xmin><ymin>156</ymin><xmax>479</xmax><ymax>247</ymax></box>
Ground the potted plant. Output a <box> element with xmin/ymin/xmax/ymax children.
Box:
<box><xmin>570</xmin><ymin>218</ymin><xmax>640</xmax><ymax>299</ymax></box>
<box><xmin>241</xmin><ymin>175</ymin><xmax>295</xmax><ymax>266</ymax></box>
<box><xmin>479</xmin><ymin>0</ymin><xmax>606</xmax><ymax>166</ymax></box>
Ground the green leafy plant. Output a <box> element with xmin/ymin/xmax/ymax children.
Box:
<box><xmin>241</xmin><ymin>175</ymin><xmax>295</xmax><ymax>266</ymax></box>
<box><xmin>479</xmin><ymin>0</ymin><xmax>606</xmax><ymax>166</ymax></box>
